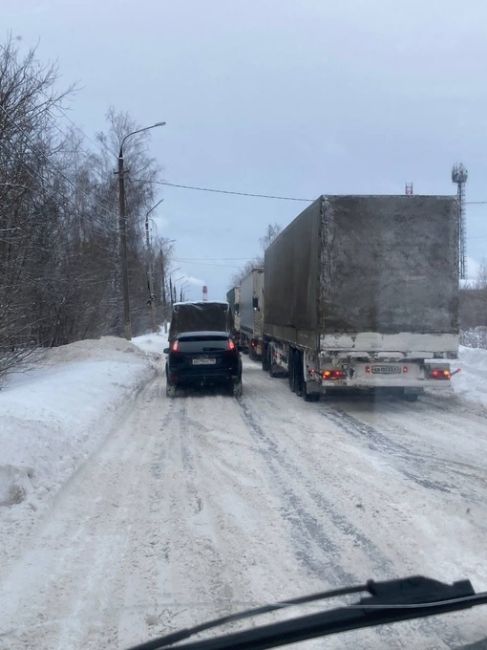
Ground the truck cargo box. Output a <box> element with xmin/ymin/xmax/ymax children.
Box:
<box><xmin>264</xmin><ymin>195</ymin><xmax>458</xmax><ymax>355</ymax></box>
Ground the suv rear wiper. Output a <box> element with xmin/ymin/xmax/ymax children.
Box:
<box><xmin>128</xmin><ymin>575</ymin><xmax>487</xmax><ymax>650</ymax></box>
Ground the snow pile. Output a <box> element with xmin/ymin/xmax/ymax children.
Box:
<box><xmin>0</xmin><ymin>337</ymin><xmax>151</xmax><ymax>511</ymax></box>
<box><xmin>451</xmin><ymin>344</ymin><xmax>487</xmax><ymax>408</ymax></box>
<box><xmin>132</xmin><ymin>327</ymin><xmax>169</xmax><ymax>357</ymax></box>
<box><xmin>461</xmin><ymin>327</ymin><xmax>487</xmax><ymax>350</ymax></box>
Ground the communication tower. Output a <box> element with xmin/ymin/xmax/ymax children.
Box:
<box><xmin>451</xmin><ymin>163</ymin><xmax>468</xmax><ymax>279</ymax></box>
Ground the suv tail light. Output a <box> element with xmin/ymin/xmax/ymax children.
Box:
<box><xmin>322</xmin><ymin>369</ymin><xmax>346</xmax><ymax>380</ymax></box>
<box><xmin>227</xmin><ymin>339</ymin><xmax>236</xmax><ymax>351</ymax></box>
<box><xmin>171</xmin><ymin>340</ymin><xmax>180</xmax><ymax>352</ymax></box>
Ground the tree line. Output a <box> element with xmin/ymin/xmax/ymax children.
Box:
<box><xmin>0</xmin><ymin>39</ymin><xmax>171</xmax><ymax>374</ymax></box>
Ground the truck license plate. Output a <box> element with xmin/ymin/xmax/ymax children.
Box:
<box><xmin>371</xmin><ymin>365</ymin><xmax>401</xmax><ymax>375</ymax></box>
<box><xmin>192</xmin><ymin>357</ymin><xmax>216</xmax><ymax>365</ymax></box>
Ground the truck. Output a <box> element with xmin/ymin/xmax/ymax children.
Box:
<box><xmin>262</xmin><ymin>195</ymin><xmax>459</xmax><ymax>401</ymax></box>
<box><xmin>169</xmin><ymin>301</ymin><xmax>234</xmax><ymax>340</ymax></box>
<box><xmin>225</xmin><ymin>287</ymin><xmax>241</xmax><ymax>344</ymax></box>
<box><xmin>239</xmin><ymin>268</ymin><xmax>264</xmax><ymax>359</ymax></box>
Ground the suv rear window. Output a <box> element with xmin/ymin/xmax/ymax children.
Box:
<box><xmin>178</xmin><ymin>337</ymin><xmax>229</xmax><ymax>352</ymax></box>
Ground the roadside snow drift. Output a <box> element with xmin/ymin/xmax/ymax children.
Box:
<box><xmin>452</xmin><ymin>345</ymin><xmax>487</xmax><ymax>408</ymax></box>
<box><xmin>0</xmin><ymin>336</ymin><xmax>152</xmax><ymax>511</ymax></box>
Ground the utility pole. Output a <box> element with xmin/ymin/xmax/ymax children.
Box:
<box><xmin>116</xmin><ymin>121</ymin><xmax>166</xmax><ymax>340</ymax></box>
<box><xmin>117</xmin><ymin>152</ymin><xmax>131</xmax><ymax>340</ymax></box>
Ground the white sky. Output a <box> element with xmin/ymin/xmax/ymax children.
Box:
<box><xmin>3</xmin><ymin>0</ymin><xmax>487</xmax><ymax>299</ymax></box>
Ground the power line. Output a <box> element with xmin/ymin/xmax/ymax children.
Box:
<box><xmin>154</xmin><ymin>180</ymin><xmax>314</xmax><ymax>202</ymax></box>
<box><xmin>174</xmin><ymin>256</ymin><xmax>255</xmax><ymax>261</ymax></box>
<box><xmin>149</xmin><ymin>181</ymin><xmax>487</xmax><ymax>206</ymax></box>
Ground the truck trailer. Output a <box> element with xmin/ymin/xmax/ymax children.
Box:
<box><xmin>262</xmin><ymin>195</ymin><xmax>459</xmax><ymax>401</ymax></box>
<box><xmin>239</xmin><ymin>268</ymin><xmax>264</xmax><ymax>359</ymax></box>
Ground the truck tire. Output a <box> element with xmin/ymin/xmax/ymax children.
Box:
<box><xmin>294</xmin><ymin>350</ymin><xmax>303</xmax><ymax>397</ymax></box>
<box><xmin>303</xmin><ymin>381</ymin><xmax>320</xmax><ymax>402</ymax></box>
<box><xmin>269</xmin><ymin>361</ymin><xmax>280</xmax><ymax>378</ymax></box>
<box><xmin>288</xmin><ymin>349</ymin><xmax>296</xmax><ymax>392</ymax></box>
<box><xmin>402</xmin><ymin>389</ymin><xmax>422</xmax><ymax>402</ymax></box>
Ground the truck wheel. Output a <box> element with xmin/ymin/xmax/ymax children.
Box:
<box><xmin>303</xmin><ymin>381</ymin><xmax>320</xmax><ymax>402</ymax></box>
<box><xmin>232</xmin><ymin>380</ymin><xmax>243</xmax><ymax>397</ymax></box>
<box><xmin>402</xmin><ymin>389</ymin><xmax>421</xmax><ymax>402</ymax></box>
<box><xmin>288</xmin><ymin>349</ymin><xmax>296</xmax><ymax>392</ymax></box>
<box><xmin>294</xmin><ymin>351</ymin><xmax>303</xmax><ymax>397</ymax></box>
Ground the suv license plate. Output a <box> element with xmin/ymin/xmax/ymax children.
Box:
<box><xmin>193</xmin><ymin>357</ymin><xmax>216</xmax><ymax>365</ymax></box>
<box><xmin>371</xmin><ymin>365</ymin><xmax>401</xmax><ymax>375</ymax></box>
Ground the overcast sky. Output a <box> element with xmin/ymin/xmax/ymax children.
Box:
<box><xmin>3</xmin><ymin>0</ymin><xmax>487</xmax><ymax>299</ymax></box>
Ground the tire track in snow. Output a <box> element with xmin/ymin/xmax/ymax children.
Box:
<box><xmin>319</xmin><ymin>405</ymin><xmax>487</xmax><ymax>502</ymax></box>
<box><xmin>236</xmin><ymin>395</ymin><xmax>393</xmax><ymax>584</ymax></box>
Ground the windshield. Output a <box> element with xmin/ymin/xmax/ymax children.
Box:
<box><xmin>0</xmin><ymin>2</ymin><xmax>486</xmax><ymax>650</ymax></box>
<box><xmin>178</xmin><ymin>337</ymin><xmax>229</xmax><ymax>352</ymax></box>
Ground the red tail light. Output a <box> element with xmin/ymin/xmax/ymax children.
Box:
<box><xmin>322</xmin><ymin>369</ymin><xmax>346</xmax><ymax>380</ymax></box>
<box><xmin>430</xmin><ymin>368</ymin><xmax>451</xmax><ymax>380</ymax></box>
<box><xmin>171</xmin><ymin>340</ymin><xmax>179</xmax><ymax>352</ymax></box>
<box><xmin>227</xmin><ymin>339</ymin><xmax>236</xmax><ymax>351</ymax></box>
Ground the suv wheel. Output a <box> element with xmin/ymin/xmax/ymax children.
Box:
<box><xmin>232</xmin><ymin>379</ymin><xmax>243</xmax><ymax>397</ymax></box>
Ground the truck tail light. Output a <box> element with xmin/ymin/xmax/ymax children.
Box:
<box><xmin>430</xmin><ymin>368</ymin><xmax>451</xmax><ymax>380</ymax></box>
<box><xmin>171</xmin><ymin>340</ymin><xmax>180</xmax><ymax>352</ymax></box>
<box><xmin>322</xmin><ymin>369</ymin><xmax>346</xmax><ymax>380</ymax></box>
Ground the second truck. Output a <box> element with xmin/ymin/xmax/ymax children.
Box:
<box><xmin>238</xmin><ymin>268</ymin><xmax>265</xmax><ymax>359</ymax></box>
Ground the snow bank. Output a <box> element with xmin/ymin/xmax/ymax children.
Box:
<box><xmin>0</xmin><ymin>336</ymin><xmax>151</xmax><ymax>511</ymax></box>
<box><xmin>132</xmin><ymin>327</ymin><xmax>169</xmax><ymax>357</ymax></box>
<box><xmin>451</xmin><ymin>345</ymin><xmax>487</xmax><ymax>408</ymax></box>
<box><xmin>461</xmin><ymin>327</ymin><xmax>487</xmax><ymax>350</ymax></box>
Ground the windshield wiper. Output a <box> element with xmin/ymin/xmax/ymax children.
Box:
<box><xmin>128</xmin><ymin>575</ymin><xmax>487</xmax><ymax>650</ymax></box>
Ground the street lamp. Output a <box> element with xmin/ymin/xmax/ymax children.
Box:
<box><xmin>145</xmin><ymin>198</ymin><xmax>164</xmax><ymax>332</ymax></box>
<box><xmin>117</xmin><ymin>121</ymin><xmax>166</xmax><ymax>340</ymax></box>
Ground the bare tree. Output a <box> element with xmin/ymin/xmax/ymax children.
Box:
<box><xmin>230</xmin><ymin>222</ymin><xmax>281</xmax><ymax>287</ymax></box>
<box><xmin>0</xmin><ymin>40</ymin><xmax>172</xmax><ymax>377</ymax></box>
<box><xmin>474</xmin><ymin>258</ymin><xmax>487</xmax><ymax>289</ymax></box>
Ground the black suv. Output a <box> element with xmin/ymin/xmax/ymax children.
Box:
<box><xmin>165</xmin><ymin>331</ymin><xmax>242</xmax><ymax>397</ymax></box>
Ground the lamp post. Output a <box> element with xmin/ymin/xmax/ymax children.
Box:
<box><xmin>117</xmin><ymin>121</ymin><xmax>166</xmax><ymax>339</ymax></box>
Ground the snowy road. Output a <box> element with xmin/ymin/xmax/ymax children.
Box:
<box><xmin>1</xmin><ymin>356</ymin><xmax>487</xmax><ymax>649</ymax></box>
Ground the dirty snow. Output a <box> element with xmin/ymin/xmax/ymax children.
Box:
<box><xmin>0</xmin><ymin>338</ymin><xmax>486</xmax><ymax>649</ymax></box>
<box><xmin>132</xmin><ymin>327</ymin><xmax>169</xmax><ymax>357</ymax></box>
